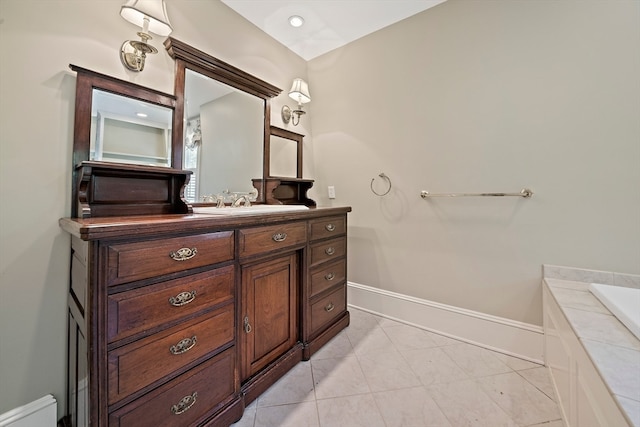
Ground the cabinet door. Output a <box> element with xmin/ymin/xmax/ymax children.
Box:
<box><xmin>241</xmin><ymin>253</ymin><xmax>299</xmax><ymax>380</ymax></box>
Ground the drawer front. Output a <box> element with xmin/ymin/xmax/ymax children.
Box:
<box><xmin>109</xmin><ymin>348</ymin><xmax>235</xmax><ymax>427</ymax></box>
<box><xmin>310</xmin><ymin>259</ymin><xmax>346</xmax><ymax>298</ymax></box>
<box><xmin>309</xmin><ymin>215</ymin><xmax>346</xmax><ymax>241</ymax></box>
<box><xmin>106</xmin><ymin>231</ymin><xmax>234</xmax><ymax>286</ymax></box>
<box><xmin>310</xmin><ymin>285</ymin><xmax>346</xmax><ymax>335</ymax></box>
<box><xmin>239</xmin><ymin>222</ymin><xmax>307</xmax><ymax>258</ymax></box>
<box><xmin>310</xmin><ymin>237</ymin><xmax>346</xmax><ymax>267</ymax></box>
<box><xmin>107</xmin><ymin>266</ymin><xmax>234</xmax><ymax>343</ymax></box>
<box><xmin>108</xmin><ymin>305</ymin><xmax>234</xmax><ymax>404</ymax></box>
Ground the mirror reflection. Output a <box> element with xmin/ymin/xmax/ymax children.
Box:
<box><xmin>90</xmin><ymin>89</ymin><xmax>172</xmax><ymax>166</ymax></box>
<box><xmin>269</xmin><ymin>135</ymin><xmax>299</xmax><ymax>177</ymax></box>
<box><xmin>183</xmin><ymin>69</ymin><xmax>264</xmax><ymax>203</ymax></box>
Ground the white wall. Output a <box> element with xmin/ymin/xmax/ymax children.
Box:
<box><xmin>308</xmin><ymin>0</ymin><xmax>640</xmax><ymax>326</ymax></box>
<box><xmin>0</xmin><ymin>0</ymin><xmax>308</xmax><ymax>417</ymax></box>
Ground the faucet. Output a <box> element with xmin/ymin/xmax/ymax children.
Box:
<box><xmin>232</xmin><ymin>194</ymin><xmax>251</xmax><ymax>207</ymax></box>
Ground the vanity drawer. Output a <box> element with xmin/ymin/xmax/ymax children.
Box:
<box><xmin>310</xmin><ymin>259</ymin><xmax>346</xmax><ymax>298</ymax></box>
<box><xmin>309</xmin><ymin>215</ymin><xmax>346</xmax><ymax>241</ymax></box>
<box><xmin>239</xmin><ymin>222</ymin><xmax>307</xmax><ymax>258</ymax></box>
<box><xmin>108</xmin><ymin>305</ymin><xmax>234</xmax><ymax>404</ymax></box>
<box><xmin>310</xmin><ymin>237</ymin><xmax>346</xmax><ymax>267</ymax></box>
<box><xmin>310</xmin><ymin>285</ymin><xmax>346</xmax><ymax>335</ymax></box>
<box><xmin>107</xmin><ymin>265</ymin><xmax>234</xmax><ymax>343</ymax></box>
<box><xmin>106</xmin><ymin>231</ymin><xmax>234</xmax><ymax>286</ymax></box>
<box><xmin>109</xmin><ymin>347</ymin><xmax>235</xmax><ymax>427</ymax></box>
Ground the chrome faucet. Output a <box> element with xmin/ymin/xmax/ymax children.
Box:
<box><xmin>232</xmin><ymin>194</ymin><xmax>251</xmax><ymax>207</ymax></box>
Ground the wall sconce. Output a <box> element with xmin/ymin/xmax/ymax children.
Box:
<box><xmin>120</xmin><ymin>0</ymin><xmax>173</xmax><ymax>72</ymax></box>
<box><xmin>282</xmin><ymin>78</ymin><xmax>311</xmax><ymax>126</ymax></box>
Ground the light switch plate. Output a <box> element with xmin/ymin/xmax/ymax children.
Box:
<box><xmin>328</xmin><ymin>186</ymin><xmax>336</xmax><ymax>199</ymax></box>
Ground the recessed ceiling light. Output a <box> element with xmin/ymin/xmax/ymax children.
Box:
<box><xmin>136</xmin><ymin>112</ymin><xmax>148</xmax><ymax>118</ymax></box>
<box><xmin>288</xmin><ymin>15</ymin><xmax>304</xmax><ymax>28</ymax></box>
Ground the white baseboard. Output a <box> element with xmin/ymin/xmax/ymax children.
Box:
<box><xmin>347</xmin><ymin>281</ymin><xmax>544</xmax><ymax>364</ymax></box>
<box><xmin>0</xmin><ymin>395</ymin><xmax>57</xmax><ymax>427</ymax></box>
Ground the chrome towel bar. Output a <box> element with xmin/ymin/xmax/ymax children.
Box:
<box><xmin>420</xmin><ymin>188</ymin><xmax>533</xmax><ymax>198</ymax></box>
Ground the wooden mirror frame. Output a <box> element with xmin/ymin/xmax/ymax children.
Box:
<box><xmin>69</xmin><ymin>65</ymin><xmax>178</xmax><ymax>217</ymax></box>
<box><xmin>267</xmin><ymin>125</ymin><xmax>304</xmax><ymax>179</ymax></box>
<box><xmin>164</xmin><ymin>38</ymin><xmax>282</xmax><ymax>204</ymax></box>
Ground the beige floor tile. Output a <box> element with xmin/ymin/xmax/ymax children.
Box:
<box><xmin>357</xmin><ymin>348</ymin><xmax>422</xmax><ymax>392</ymax></box>
<box><xmin>400</xmin><ymin>347</ymin><xmax>469</xmax><ymax>386</ymax></box>
<box><xmin>311</xmin><ymin>331</ymin><xmax>355</xmax><ymax>360</ymax></box>
<box><xmin>441</xmin><ymin>343</ymin><xmax>512</xmax><ymax>378</ymax></box>
<box><xmin>477</xmin><ymin>371</ymin><xmax>561</xmax><ymax>426</ymax></box>
<box><xmin>492</xmin><ymin>352</ymin><xmax>542</xmax><ymax>371</ymax></box>
<box><xmin>311</xmin><ymin>356</ymin><xmax>370</xmax><ymax>399</ymax></box>
<box><xmin>372</xmin><ymin>386</ymin><xmax>452</xmax><ymax>427</ymax></box>
<box><xmin>235</xmin><ymin>308</ymin><xmax>564</xmax><ymax>427</ymax></box>
<box><xmin>316</xmin><ymin>394</ymin><xmax>386</xmax><ymax>427</ymax></box>
<box><xmin>381</xmin><ymin>322</ymin><xmax>446</xmax><ymax>350</ymax></box>
<box><xmin>254</xmin><ymin>401</ymin><xmax>320</xmax><ymax>427</ymax></box>
<box><xmin>348</xmin><ymin>326</ymin><xmax>395</xmax><ymax>356</ymax></box>
<box><xmin>516</xmin><ymin>366</ymin><xmax>558</xmax><ymax>401</ymax></box>
<box><xmin>427</xmin><ymin>379</ymin><xmax>518</xmax><ymax>427</ymax></box>
<box><xmin>257</xmin><ymin>361</ymin><xmax>315</xmax><ymax>407</ymax></box>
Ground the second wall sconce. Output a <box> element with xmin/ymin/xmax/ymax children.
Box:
<box><xmin>282</xmin><ymin>78</ymin><xmax>311</xmax><ymax>126</ymax></box>
<box><xmin>120</xmin><ymin>0</ymin><xmax>173</xmax><ymax>72</ymax></box>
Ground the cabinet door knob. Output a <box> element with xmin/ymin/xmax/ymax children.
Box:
<box><xmin>324</xmin><ymin>272</ymin><xmax>335</xmax><ymax>281</ymax></box>
<box><xmin>272</xmin><ymin>232</ymin><xmax>287</xmax><ymax>242</ymax></box>
<box><xmin>325</xmin><ymin>247</ymin><xmax>335</xmax><ymax>256</ymax></box>
<box><xmin>171</xmin><ymin>392</ymin><xmax>198</xmax><ymax>415</ymax></box>
<box><xmin>168</xmin><ymin>290</ymin><xmax>196</xmax><ymax>307</ymax></box>
<box><xmin>325</xmin><ymin>224</ymin><xmax>336</xmax><ymax>232</ymax></box>
<box><xmin>169</xmin><ymin>247</ymin><xmax>198</xmax><ymax>261</ymax></box>
<box><xmin>169</xmin><ymin>336</ymin><xmax>197</xmax><ymax>355</ymax></box>
<box><xmin>324</xmin><ymin>302</ymin><xmax>335</xmax><ymax>312</ymax></box>
<box><xmin>244</xmin><ymin>316</ymin><xmax>252</xmax><ymax>333</ymax></box>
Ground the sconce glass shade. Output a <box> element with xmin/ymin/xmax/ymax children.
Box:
<box><xmin>288</xmin><ymin>78</ymin><xmax>311</xmax><ymax>105</ymax></box>
<box><xmin>120</xmin><ymin>0</ymin><xmax>173</xmax><ymax>36</ymax></box>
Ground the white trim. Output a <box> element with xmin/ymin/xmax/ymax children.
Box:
<box><xmin>347</xmin><ymin>281</ymin><xmax>544</xmax><ymax>364</ymax></box>
<box><xmin>0</xmin><ymin>395</ymin><xmax>56</xmax><ymax>427</ymax></box>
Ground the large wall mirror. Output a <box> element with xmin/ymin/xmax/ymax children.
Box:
<box><xmin>165</xmin><ymin>38</ymin><xmax>281</xmax><ymax>204</ymax></box>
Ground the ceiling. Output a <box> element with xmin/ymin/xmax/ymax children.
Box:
<box><xmin>221</xmin><ymin>0</ymin><xmax>447</xmax><ymax>61</ymax></box>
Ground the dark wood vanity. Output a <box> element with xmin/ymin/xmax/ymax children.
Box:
<box><xmin>60</xmin><ymin>39</ymin><xmax>350</xmax><ymax>427</ymax></box>
<box><xmin>60</xmin><ymin>206</ymin><xmax>350</xmax><ymax>427</ymax></box>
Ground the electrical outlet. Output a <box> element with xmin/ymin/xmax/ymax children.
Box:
<box><xmin>328</xmin><ymin>186</ymin><xmax>336</xmax><ymax>199</ymax></box>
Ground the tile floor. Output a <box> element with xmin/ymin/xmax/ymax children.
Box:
<box><xmin>231</xmin><ymin>308</ymin><xmax>564</xmax><ymax>427</ymax></box>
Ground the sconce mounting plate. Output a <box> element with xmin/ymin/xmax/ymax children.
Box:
<box><xmin>281</xmin><ymin>105</ymin><xmax>292</xmax><ymax>124</ymax></box>
<box><xmin>120</xmin><ymin>38</ymin><xmax>157</xmax><ymax>72</ymax></box>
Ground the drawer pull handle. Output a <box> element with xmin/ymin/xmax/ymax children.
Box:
<box><xmin>272</xmin><ymin>232</ymin><xmax>287</xmax><ymax>242</ymax></box>
<box><xmin>325</xmin><ymin>224</ymin><xmax>336</xmax><ymax>232</ymax></box>
<box><xmin>169</xmin><ymin>247</ymin><xmax>198</xmax><ymax>261</ymax></box>
<box><xmin>244</xmin><ymin>316</ymin><xmax>252</xmax><ymax>333</ymax></box>
<box><xmin>168</xmin><ymin>291</ymin><xmax>196</xmax><ymax>307</ymax></box>
<box><xmin>171</xmin><ymin>392</ymin><xmax>198</xmax><ymax>415</ymax></box>
<box><xmin>325</xmin><ymin>247</ymin><xmax>336</xmax><ymax>256</ymax></box>
<box><xmin>169</xmin><ymin>336</ymin><xmax>197</xmax><ymax>355</ymax></box>
<box><xmin>325</xmin><ymin>302</ymin><xmax>335</xmax><ymax>312</ymax></box>
<box><xmin>324</xmin><ymin>272</ymin><xmax>335</xmax><ymax>281</ymax></box>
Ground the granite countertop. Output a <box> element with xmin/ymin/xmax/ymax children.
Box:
<box><xmin>544</xmin><ymin>276</ymin><xmax>640</xmax><ymax>426</ymax></box>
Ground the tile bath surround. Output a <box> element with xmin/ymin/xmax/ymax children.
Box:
<box><xmin>543</xmin><ymin>265</ymin><xmax>640</xmax><ymax>426</ymax></box>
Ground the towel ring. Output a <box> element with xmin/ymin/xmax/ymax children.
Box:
<box><xmin>370</xmin><ymin>173</ymin><xmax>392</xmax><ymax>196</ymax></box>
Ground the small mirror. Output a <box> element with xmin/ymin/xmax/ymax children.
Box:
<box><xmin>267</xmin><ymin>126</ymin><xmax>303</xmax><ymax>179</ymax></box>
<box><xmin>182</xmin><ymin>69</ymin><xmax>264</xmax><ymax>203</ymax></box>
<box><xmin>91</xmin><ymin>89</ymin><xmax>173</xmax><ymax>166</ymax></box>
